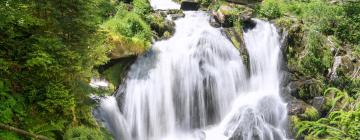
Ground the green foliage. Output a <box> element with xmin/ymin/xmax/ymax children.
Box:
<box><xmin>258</xmin><ymin>0</ymin><xmax>282</xmax><ymax>19</ymax></box>
<box><xmin>295</xmin><ymin>107</ymin><xmax>360</xmax><ymax>139</ymax></box>
<box><xmin>300</xmin><ymin>30</ymin><xmax>333</xmax><ymax>76</ymax></box>
<box><xmin>133</xmin><ymin>0</ymin><xmax>152</xmax><ymax>18</ymax></box>
<box><xmin>261</xmin><ymin>1</ymin><xmax>360</xmax><ymax>139</ymax></box>
<box><xmin>103</xmin><ymin>63</ymin><xmax>128</xmax><ymax>87</ymax></box>
<box><xmin>324</xmin><ymin>88</ymin><xmax>356</xmax><ymax>112</ymax></box>
<box><xmin>335</xmin><ymin>1</ymin><xmax>360</xmax><ymax>45</ymax></box>
<box><xmin>64</xmin><ymin>126</ymin><xmax>107</xmax><ymax>140</ymax></box>
<box><xmin>102</xmin><ymin>3</ymin><xmax>152</xmax><ymax>58</ymax></box>
<box><xmin>294</xmin><ymin>88</ymin><xmax>360</xmax><ymax>139</ymax></box>
<box><xmin>200</xmin><ymin>0</ymin><xmax>212</xmax><ymax>7</ymax></box>
<box><xmin>103</xmin><ymin>4</ymin><xmax>152</xmax><ymax>42</ymax></box>
<box><xmin>0</xmin><ymin>131</ymin><xmax>22</xmax><ymax>140</ymax></box>
<box><xmin>0</xmin><ymin>0</ymin><xmax>113</xmax><ymax>139</ymax></box>
<box><xmin>0</xmin><ymin>80</ymin><xmax>15</xmax><ymax>124</ymax></box>
<box><xmin>304</xmin><ymin>107</ymin><xmax>319</xmax><ymax>121</ymax></box>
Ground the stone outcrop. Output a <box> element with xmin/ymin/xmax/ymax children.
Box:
<box><xmin>211</xmin><ymin>4</ymin><xmax>254</xmax><ymax>28</ymax></box>
<box><xmin>149</xmin><ymin>12</ymin><xmax>176</xmax><ymax>40</ymax></box>
<box><xmin>180</xmin><ymin>0</ymin><xmax>200</xmax><ymax>10</ymax></box>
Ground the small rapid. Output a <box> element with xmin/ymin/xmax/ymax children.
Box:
<box><xmin>96</xmin><ymin>1</ymin><xmax>288</xmax><ymax>140</ymax></box>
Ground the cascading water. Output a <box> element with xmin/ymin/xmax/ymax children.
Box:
<box><xmin>96</xmin><ymin>1</ymin><xmax>288</xmax><ymax>140</ymax></box>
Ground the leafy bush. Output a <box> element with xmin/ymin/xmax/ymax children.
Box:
<box><xmin>294</xmin><ymin>88</ymin><xmax>359</xmax><ymax>139</ymax></box>
<box><xmin>103</xmin><ymin>4</ymin><xmax>152</xmax><ymax>42</ymax></box>
<box><xmin>335</xmin><ymin>1</ymin><xmax>360</xmax><ymax>45</ymax></box>
<box><xmin>300</xmin><ymin>30</ymin><xmax>333</xmax><ymax>76</ymax></box>
<box><xmin>133</xmin><ymin>0</ymin><xmax>152</xmax><ymax>18</ymax></box>
<box><xmin>295</xmin><ymin>108</ymin><xmax>360</xmax><ymax>139</ymax></box>
<box><xmin>304</xmin><ymin>107</ymin><xmax>319</xmax><ymax>121</ymax></box>
<box><xmin>64</xmin><ymin>126</ymin><xmax>106</xmax><ymax>140</ymax></box>
<box><xmin>0</xmin><ymin>0</ymin><xmax>111</xmax><ymax>139</ymax></box>
<box><xmin>261</xmin><ymin>1</ymin><xmax>360</xmax><ymax>139</ymax></box>
<box><xmin>258</xmin><ymin>0</ymin><xmax>283</xmax><ymax>19</ymax></box>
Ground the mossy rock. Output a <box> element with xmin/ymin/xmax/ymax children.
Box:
<box><xmin>288</xmin><ymin>78</ymin><xmax>324</xmax><ymax>101</ymax></box>
<box><xmin>105</xmin><ymin>31</ymin><xmax>150</xmax><ymax>59</ymax></box>
<box><xmin>222</xmin><ymin>27</ymin><xmax>249</xmax><ymax>72</ymax></box>
<box><xmin>148</xmin><ymin>12</ymin><xmax>175</xmax><ymax>40</ymax></box>
<box><xmin>302</xmin><ymin>106</ymin><xmax>320</xmax><ymax>121</ymax></box>
<box><xmin>214</xmin><ymin>4</ymin><xmax>254</xmax><ymax>27</ymax></box>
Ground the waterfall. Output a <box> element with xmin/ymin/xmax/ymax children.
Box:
<box><xmin>96</xmin><ymin>2</ymin><xmax>288</xmax><ymax>140</ymax></box>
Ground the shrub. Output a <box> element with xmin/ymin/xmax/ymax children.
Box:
<box><xmin>64</xmin><ymin>126</ymin><xmax>106</xmax><ymax>140</ymax></box>
<box><xmin>133</xmin><ymin>0</ymin><xmax>152</xmax><ymax>18</ymax></box>
<box><xmin>103</xmin><ymin>4</ymin><xmax>152</xmax><ymax>50</ymax></box>
<box><xmin>258</xmin><ymin>0</ymin><xmax>283</xmax><ymax>19</ymax></box>
<box><xmin>304</xmin><ymin>107</ymin><xmax>319</xmax><ymax>121</ymax></box>
<box><xmin>295</xmin><ymin>108</ymin><xmax>360</xmax><ymax>139</ymax></box>
<box><xmin>335</xmin><ymin>1</ymin><xmax>360</xmax><ymax>45</ymax></box>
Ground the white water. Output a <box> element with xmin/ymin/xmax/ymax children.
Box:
<box><xmin>150</xmin><ymin>0</ymin><xmax>180</xmax><ymax>10</ymax></box>
<box><xmin>90</xmin><ymin>78</ymin><xmax>109</xmax><ymax>88</ymax></box>
<box><xmin>97</xmin><ymin>2</ymin><xmax>288</xmax><ymax>140</ymax></box>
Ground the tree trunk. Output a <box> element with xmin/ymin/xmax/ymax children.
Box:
<box><xmin>0</xmin><ymin>123</ymin><xmax>51</xmax><ymax>140</ymax></box>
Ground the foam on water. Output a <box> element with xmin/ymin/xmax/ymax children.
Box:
<box><xmin>150</xmin><ymin>0</ymin><xmax>180</xmax><ymax>10</ymax></box>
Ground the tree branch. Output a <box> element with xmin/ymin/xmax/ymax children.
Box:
<box><xmin>0</xmin><ymin>123</ymin><xmax>50</xmax><ymax>140</ymax></box>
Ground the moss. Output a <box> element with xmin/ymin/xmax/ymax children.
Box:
<box><xmin>296</xmin><ymin>79</ymin><xmax>324</xmax><ymax>101</ymax></box>
<box><xmin>64</xmin><ymin>126</ymin><xmax>110</xmax><ymax>140</ymax></box>
<box><xmin>105</xmin><ymin>31</ymin><xmax>150</xmax><ymax>59</ymax></box>
<box><xmin>290</xmin><ymin>115</ymin><xmax>300</xmax><ymax>131</ymax></box>
<box><xmin>163</xmin><ymin>31</ymin><xmax>172</xmax><ymax>39</ymax></box>
<box><xmin>147</xmin><ymin>13</ymin><xmax>175</xmax><ymax>40</ymax></box>
<box><xmin>103</xmin><ymin>63</ymin><xmax>128</xmax><ymax>87</ymax></box>
<box><xmin>303</xmin><ymin>107</ymin><xmax>319</xmax><ymax>121</ymax></box>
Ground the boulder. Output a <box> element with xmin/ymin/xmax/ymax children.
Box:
<box><xmin>212</xmin><ymin>4</ymin><xmax>254</xmax><ymax>28</ymax></box>
<box><xmin>209</xmin><ymin>11</ymin><xmax>221</xmax><ymax>28</ymax></box>
<box><xmin>287</xmin><ymin>98</ymin><xmax>309</xmax><ymax>116</ymax></box>
<box><xmin>180</xmin><ymin>0</ymin><xmax>200</xmax><ymax>10</ymax></box>
<box><xmin>310</xmin><ymin>96</ymin><xmax>326</xmax><ymax>116</ymax></box>
<box><xmin>170</xmin><ymin>13</ymin><xmax>185</xmax><ymax>20</ymax></box>
<box><xmin>286</xmin><ymin>78</ymin><xmax>323</xmax><ymax>101</ymax></box>
<box><xmin>106</xmin><ymin>33</ymin><xmax>150</xmax><ymax>60</ymax></box>
<box><xmin>148</xmin><ymin>12</ymin><xmax>176</xmax><ymax>40</ymax></box>
<box><xmin>158</xmin><ymin>20</ymin><xmax>175</xmax><ymax>40</ymax></box>
<box><xmin>154</xmin><ymin>9</ymin><xmax>185</xmax><ymax>20</ymax></box>
<box><xmin>215</xmin><ymin>5</ymin><xmax>235</xmax><ymax>27</ymax></box>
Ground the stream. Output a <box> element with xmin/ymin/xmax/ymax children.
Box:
<box><xmin>96</xmin><ymin>0</ymin><xmax>288</xmax><ymax>139</ymax></box>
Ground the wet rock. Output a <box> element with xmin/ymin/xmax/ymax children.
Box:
<box><xmin>287</xmin><ymin>98</ymin><xmax>309</xmax><ymax>116</ymax></box>
<box><xmin>327</xmin><ymin>39</ymin><xmax>360</xmax><ymax>82</ymax></box>
<box><xmin>238</xmin><ymin>6</ymin><xmax>254</xmax><ymax>22</ymax></box>
<box><xmin>214</xmin><ymin>5</ymin><xmax>236</xmax><ymax>27</ymax></box>
<box><xmin>212</xmin><ymin>4</ymin><xmax>254</xmax><ymax>28</ymax></box>
<box><xmin>154</xmin><ymin>9</ymin><xmax>185</xmax><ymax>20</ymax></box>
<box><xmin>148</xmin><ymin>12</ymin><xmax>176</xmax><ymax>40</ymax></box>
<box><xmin>286</xmin><ymin>78</ymin><xmax>323</xmax><ymax>101</ymax></box>
<box><xmin>222</xmin><ymin>27</ymin><xmax>249</xmax><ymax>73</ymax></box>
<box><xmin>310</xmin><ymin>96</ymin><xmax>326</xmax><ymax>115</ymax></box>
<box><xmin>170</xmin><ymin>13</ymin><xmax>185</xmax><ymax>20</ymax></box>
<box><xmin>180</xmin><ymin>0</ymin><xmax>200</xmax><ymax>10</ymax></box>
<box><xmin>242</xmin><ymin>19</ymin><xmax>256</xmax><ymax>31</ymax></box>
<box><xmin>209</xmin><ymin>11</ymin><xmax>221</xmax><ymax>28</ymax></box>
